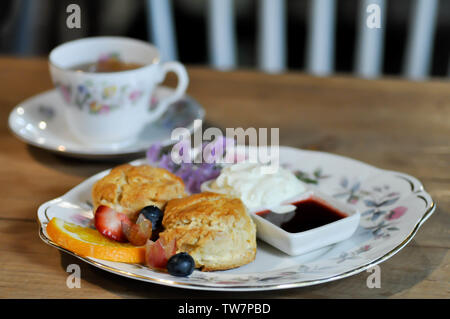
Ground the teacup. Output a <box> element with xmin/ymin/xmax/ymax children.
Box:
<box><xmin>49</xmin><ymin>36</ymin><xmax>189</xmax><ymax>147</ymax></box>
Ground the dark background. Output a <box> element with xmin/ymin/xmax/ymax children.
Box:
<box><xmin>1</xmin><ymin>0</ymin><xmax>449</xmax><ymax>77</ymax></box>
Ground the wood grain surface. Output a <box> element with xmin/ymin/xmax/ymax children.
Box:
<box><xmin>0</xmin><ymin>57</ymin><xmax>448</xmax><ymax>298</ymax></box>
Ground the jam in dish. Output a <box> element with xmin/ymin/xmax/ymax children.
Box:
<box><xmin>256</xmin><ymin>198</ymin><xmax>348</xmax><ymax>233</ymax></box>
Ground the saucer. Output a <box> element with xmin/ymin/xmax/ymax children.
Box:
<box><xmin>8</xmin><ymin>86</ymin><xmax>205</xmax><ymax>159</ymax></box>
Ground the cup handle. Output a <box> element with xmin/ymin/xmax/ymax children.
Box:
<box><xmin>149</xmin><ymin>61</ymin><xmax>189</xmax><ymax>119</ymax></box>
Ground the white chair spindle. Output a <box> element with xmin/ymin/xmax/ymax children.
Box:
<box><xmin>354</xmin><ymin>0</ymin><xmax>386</xmax><ymax>78</ymax></box>
<box><xmin>403</xmin><ymin>0</ymin><xmax>439</xmax><ymax>80</ymax></box>
<box><xmin>207</xmin><ymin>0</ymin><xmax>237</xmax><ymax>70</ymax></box>
<box><xmin>257</xmin><ymin>0</ymin><xmax>286</xmax><ymax>73</ymax></box>
<box><xmin>146</xmin><ymin>0</ymin><xmax>178</xmax><ymax>61</ymax></box>
<box><xmin>305</xmin><ymin>0</ymin><xmax>337</xmax><ymax>76</ymax></box>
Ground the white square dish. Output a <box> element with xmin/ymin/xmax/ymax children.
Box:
<box><xmin>249</xmin><ymin>190</ymin><xmax>361</xmax><ymax>256</ymax></box>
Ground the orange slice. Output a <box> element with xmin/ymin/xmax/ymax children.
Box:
<box><xmin>46</xmin><ymin>217</ymin><xmax>145</xmax><ymax>263</ymax></box>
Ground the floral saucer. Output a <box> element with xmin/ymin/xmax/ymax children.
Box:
<box><xmin>37</xmin><ymin>146</ymin><xmax>435</xmax><ymax>291</ymax></box>
<box><xmin>8</xmin><ymin>86</ymin><xmax>205</xmax><ymax>159</ymax></box>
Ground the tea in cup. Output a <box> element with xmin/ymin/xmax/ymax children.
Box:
<box><xmin>49</xmin><ymin>36</ymin><xmax>189</xmax><ymax>147</ymax></box>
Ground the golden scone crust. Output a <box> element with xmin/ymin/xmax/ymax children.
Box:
<box><xmin>92</xmin><ymin>164</ymin><xmax>186</xmax><ymax>220</ymax></box>
<box><xmin>160</xmin><ymin>192</ymin><xmax>257</xmax><ymax>271</ymax></box>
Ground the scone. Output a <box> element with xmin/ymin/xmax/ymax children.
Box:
<box><xmin>159</xmin><ymin>192</ymin><xmax>257</xmax><ymax>271</ymax></box>
<box><xmin>92</xmin><ymin>164</ymin><xmax>186</xmax><ymax>220</ymax></box>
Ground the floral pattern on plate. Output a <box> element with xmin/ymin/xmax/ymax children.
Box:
<box><xmin>37</xmin><ymin>146</ymin><xmax>435</xmax><ymax>291</ymax></box>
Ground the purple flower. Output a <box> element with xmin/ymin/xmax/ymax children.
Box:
<box><xmin>145</xmin><ymin>142</ymin><xmax>225</xmax><ymax>194</ymax></box>
<box><xmin>386</xmin><ymin>206</ymin><xmax>407</xmax><ymax>220</ymax></box>
<box><xmin>176</xmin><ymin>162</ymin><xmax>194</xmax><ymax>180</ymax></box>
<box><xmin>182</xmin><ymin>164</ymin><xmax>220</xmax><ymax>193</ymax></box>
<box><xmin>146</xmin><ymin>143</ymin><xmax>162</xmax><ymax>164</ymax></box>
<box><xmin>158</xmin><ymin>154</ymin><xmax>177</xmax><ymax>171</ymax></box>
<box><xmin>199</xmin><ymin>163</ymin><xmax>221</xmax><ymax>180</ymax></box>
<box><xmin>185</xmin><ymin>175</ymin><xmax>201</xmax><ymax>194</ymax></box>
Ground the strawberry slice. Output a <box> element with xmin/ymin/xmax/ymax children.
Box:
<box><xmin>122</xmin><ymin>215</ymin><xmax>152</xmax><ymax>246</ymax></box>
<box><xmin>94</xmin><ymin>205</ymin><xmax>130</xmax><ymax>242</ymax></box>
<box><xmin>145</xmin><ymin>237</ymin><xmax>177</xmax><ymax>269</ymax></box>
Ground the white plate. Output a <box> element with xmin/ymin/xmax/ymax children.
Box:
<box><xmin>37</xmin><ymin>146</ymin><xmax>435</xmax><ymax>291</ymax></box>
<box><xmin>8</xmin><ymin>86</ymin><xmax>205</xmax><ymax>159</ymax></box>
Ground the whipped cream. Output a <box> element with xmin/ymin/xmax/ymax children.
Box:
<box><xmin>204</xmin><ymin>163</ymin><xmax>306</xmax><ymax>210</ymax></box>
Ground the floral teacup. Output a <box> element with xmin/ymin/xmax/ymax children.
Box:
<box><xmin>49</xmin><ymin>36</ymin><xmax>189</xmax><ymax>147</ymax></box>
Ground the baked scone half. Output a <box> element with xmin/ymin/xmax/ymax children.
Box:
<box><xmin>160</xmin><ymin>192</ymin><xmax>257</xmax><ymax>271</ymax></box>
<box><xmin>92</xmin><ymin>164</ymin><xmax>186</xmax><ymax>220</ymax></box>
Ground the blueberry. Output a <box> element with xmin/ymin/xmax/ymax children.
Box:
<box><xmin>167</xmin><ymin>252</ymin><xmax>195</xmax><ymax>277</ymax></box>
<box><xmin>140</xmin><ymin>205</ymin><xmax>163</xmax><ymax>230</ymax></box>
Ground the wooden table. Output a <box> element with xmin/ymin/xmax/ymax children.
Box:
<box><xmin>0</xmin><ymin>57</ymin><xmax>448</xmax><ymax>299</ymax></box>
